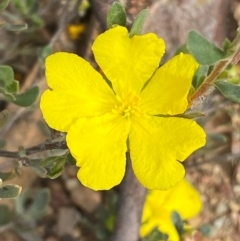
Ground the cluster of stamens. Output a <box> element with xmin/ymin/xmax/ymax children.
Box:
<box><xmin>112</xmin><ymin>92</ymin><xmax>141</xmax><ymax>118</ymax></box>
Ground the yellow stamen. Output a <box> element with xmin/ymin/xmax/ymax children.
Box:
<box><xmin>112</xmin><ymin>91</ymin><xmax>142</xmax><ymax>118</ymax></box>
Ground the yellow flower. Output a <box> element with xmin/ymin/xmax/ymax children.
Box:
<box><xmin>141</xmin><ymin>179</ymin><xmax>202</xmax><ymax>241</ymax></box>
<box><xmin>67</xmin><ymin>23</ymin><xmax>85</xmax><ymax>40</ymax></box>
<box><xmin>40</xmin><ymin>26</ymin><xmax>206</xmax><ymax>191</ymax></box>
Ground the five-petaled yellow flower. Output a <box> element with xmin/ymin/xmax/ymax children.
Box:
<box><xmin>141</xmin><ymin>179</ymin><xmax>202</xmax><ymax>241</ymax></box>
<box><xmin>40</xmin><ymin>26</ymin><xmax>206</xmax><ymax>191</ymax></box>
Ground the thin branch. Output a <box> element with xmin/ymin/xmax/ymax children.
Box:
<box><xmin>0</xmin><ymin>140</ymin><xmax>67</xmax><ymax>159</ymax></box>
<box><xmin>110</xmin><ymin>152</ymin><xmax>146</xmax><ymax>241</ymax></box>
<box><xmin>188</xmin><ymin>60</ymin><xmax>229</xmax><ymax>107</ymax></box>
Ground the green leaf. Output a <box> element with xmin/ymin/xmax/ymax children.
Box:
<box><xmin>15</xmin><ymin>189</ymin><xmax>50</xmax><ymax>222</ymax></box>
<box><xmin>222</xmin><ymin>38</ymin><xmax>232</xmax><ymax>53</ymax></box>
<box><xmin>0</xmin><ymin>109</ymin><xmax>9</xmax><ymax>129</ymax></box>
<box><xmin>27</xmin><ymin>188</ymin><xmax>50</xmax><ymax>220</ymax></box>
<box><xmin>171</xmin><ymin>211</ymin><xmax>184</xmax><ymax>235</ymax></box>
<box><xmin>0</xmin><ymin>171</ymin><xmax>16</xmax><ymax>182</ymax></box>
<box><xmin>11</xmin><ymin>86</ymin><xmax>39</xmax><ymax>106</ymax></box>
<box><xmin>28</xmin><ymin>159</ymin><xmax>47</xmax><ymax>177</ymax></box>
<box><xmin>0</xmin><ymin>205</ymin><xmax>12</xmax><ymax>226</ymax></box>
<box><xmin>41</xmin><ymin>156</ymin><xmax>59</xmax><ymax>168</ymax></box>
<box><xmin>146</xmin><ymin>227</ymin><xmax>169</xmax><ymax>241</ymax></box>
<box><xmin>4</xmin><ymin>23</ymin><xmax>28</xmax><ymax>31</ymax></box>
<box><xmin>192</xmin><ymin>65</ymin><xmax>209</xmax><ymax>89</ymax></box>
<box><xmin>31</xmin><ymin>14</ymin><xmax>44</xmax><ymax>28</ymax></box>
<box><xmin>0</xmin><ymin>0</ymin><xmax>10</xmax><ymax>11</ymax></box>
<box><xmin>66</xmin><ymin>152</ymin><xmax>76</xmax><ymax>165</ymax></box>
<box><xmin>214</xmin><ymin>80</ymin><xmax>240</xmax><ymax>103</ymax></box>
<box><xmin>0</xmin><ymin>88</ymin><xmax>16</xmax><ymax>101</ymax></box>
<box><xmin>0</xmin><ymin>65</ymin><xmax>14</xmax><ymax>87</ymax></box>
<box><xmin>129</xmin><ymin>9</ymin><xmax>148</xmax><ymax>37</ymax></box>
<box><xmin>107</xmin><ymin>2</ymin><xmax>126</xmax><ymax>28</ymax></box>
<box><xmin>38</xmin><ymin>45</ymin><xmax>52</xmax><ymax>64</ymax></box>
<box><xmin>174</xmin><ymin>44</ymin><xmax>189</xmax><ymax>55</ymax></box>
<box><xmin>12</xmin><ymin>0</ymin><xmax>28</xmax><ymax>14</ymax></box>
<box><xmin>187</xmin><ymin>31</ymin><xmax>225</xmax><ymax>65</ymax></box>
<box><xmin>6</xmin><ymin>80</ymin><xmax>19</xmax><ymax>93</ymax></box>
<box><xmin>0</xmin><ymin>184</ymin><xmax>22</xmax><ymax>199</ymax></box>
<box><xmin>47</xmin><ymin>156</ymin><xmax>66</xmax><ymax>179</ymax></box>
<box><xmin>36</xmin><ymin>154</ymin><xmax>67</xmax><ymax>179</ymax></box>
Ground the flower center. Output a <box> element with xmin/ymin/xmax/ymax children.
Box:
<box><xmin>112</xmin><ymin>92</ymin><xmax>141</xmax><ymax>118</ymax></box>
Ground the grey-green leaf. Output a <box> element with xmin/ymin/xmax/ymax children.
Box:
<box><xmin>0</xmin><ymin>88</ymin><xmax>16</xmax><ymax>100</ymax></box>
<box><xmin>66</xmin><ymin>152</ymin><xmax>76</xmax><ymax>165</ymax></box>
<box><xmin>214</xmin><ymin>80</ymin><xmax>240</xmax><ymax>103</ymax></box>
<box><xmin>47</xmin><ymin>156</ymin><xmax>66</xmax><ymax>179</ymax></box>
<box><xmin>27</xmin><ymin>188</ymin><xmax>50</xmax><ymax>220</ymax></box>
<box><xmin>0</xmin><ymin>205</ymin><xmax>12</xmax><ymax>226</ymax></box>
<box><xmin>6</xmin><ymin>80</ymin><xmax>19</xmax><ymax>93</ymax></box>
<box><xmin>107</xmin><ymin>2</ymin><xmax>126</xmax><ymax>28</ymax></box>
<box><xmin>29</xmin><ymin>159</ymin><xmax>47</xmax><ymax>177</ymax></box>
<box><xmin>11</xmin><ymin>86</ymin><xmax>39</xmax><ymax>106</ymax></box>
<box><xmin>0</xmin><ymin>171</ymin><xmax>16</xmax><ymax>182</ymax></box>
<box><xmin>171</xmin><ymin>211</ymin><xmax>184</xmax><ymax>235</ymax></box>
<box><xmin>192</xmin><ymin>65</ymin><xmax>209</xmax><ymax>89</ymax></box>
<box><xmin>41</xmin><ymin>156</ymin><xmax>59</xmax><ymax>168</ymax></box>
<box><xmin>4</xmin><ymin>23</ymin><xmax>28</xmax><ymax>31</ymax></box>
<box><xmin>0</xmin><ymin>184</ymin><xmax>22</xmax><ymax>199</ymax></box>
<box><xmin>146</xmin><ymin>227</ymin><xmax>169</xmax><ymax>241</ymax></box>
<box><xmin>0</xmin><ymin>65</ymin><xmax>14</xmax><ymax>86</ymax></box>
<box><xmin>38</xmin><ymin>45</ymin><xmax>52</xmax><ymax>64</ymax></box>
<box><xmin>187</xmin><ymin>31</ymin><xmax>225</xmax><ymax>65</ymax></box>
<box><xmin>174</xmin><ymin>44</ymin><xmax>189</xmax><ymax>55</ymax></box>
<box><xmin>0</xmin><ymin>0</ymin><xmax>10</xmax><ymax>11</ymax></box>
<box><xmin>129</xmin><ymin>9</ymin><xmax>148</xmax><ymax>37</ymax></box>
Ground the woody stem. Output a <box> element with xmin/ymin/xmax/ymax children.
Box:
<box><xmin>110</xmin><ymin>152</ymin><xmax>147</xmax><ymax>241</ymax></box>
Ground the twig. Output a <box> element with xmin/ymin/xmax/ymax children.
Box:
<box><xmin>110</xmin><ymin>153</ymin><xmax>146</xmax><ymax>241</ymax></box>
<box><xmin>0</xmin><ymin>140</ymin><xmax>67</xmax><ymax>159</ymax></box>
<box><xmin>188</xmin><ymin>60</ymin><xmax>229</xmax><ymax>107</ymax></box>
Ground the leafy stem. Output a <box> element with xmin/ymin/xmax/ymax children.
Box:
<box><xmin>188</xmin><ymin>59</ymin><xmax>230</xmax><ymax>107</ymax></box>
<box><xmin>188</xmin><ymin>30</ymin><xmax>240</xmax><ymax>108</ymax></box>
<box><xmin>0</xmin><ymin>140</ymin><xmax>67</xmax><ymax>159</ymax></box>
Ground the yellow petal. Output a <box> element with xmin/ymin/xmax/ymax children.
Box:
<box><xmin>66</xmin><ymin>113</ymin><xmax>130</xmax><ymax>190</ymax></box>
<box><xmin>141</xmin><ymin>193</ymin><xmax>179</xmax><ymax>240</ymax></box>
<box><xmin>40</xmin><ymin>52</ymin><xmax>116</xmax><ymax>132</ymax></box>
<box><xmin>129</xmin><ymin>116</ymin><xmax>206</xmax><ymax>190</ymax></box>
<box><xmin>141</xmin><ymin>179</ymin><xmax>202</xmax><ymax>241</ymax></box>
<box><xmin>140</xmin><ymin>53</ymin><xmax>199</xmax><ymax>115</ymax></box>
<box><xmin>92</xmin><ymin>26</ymin><xmax>165</xmax><ymax>95</ymax></box>
<box><xmin>162</xmin><ymin>179</ymin><xmax>202</xmax><ymax>219</ymax></box>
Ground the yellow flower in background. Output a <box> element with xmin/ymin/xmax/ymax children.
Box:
<box><xmin>141</xmin><ymin>179</ymin><xmax>202</xmax><ymax>241</ymax></box>
<box><xmin>67</xmin><ymin>23</ymin><xmax>85</xmax><ymax>40</ymax></box>
<box><xmin>40</xmin><ymin>26</ymin><xmax>206</xmax><ymax>191</ymax></box>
